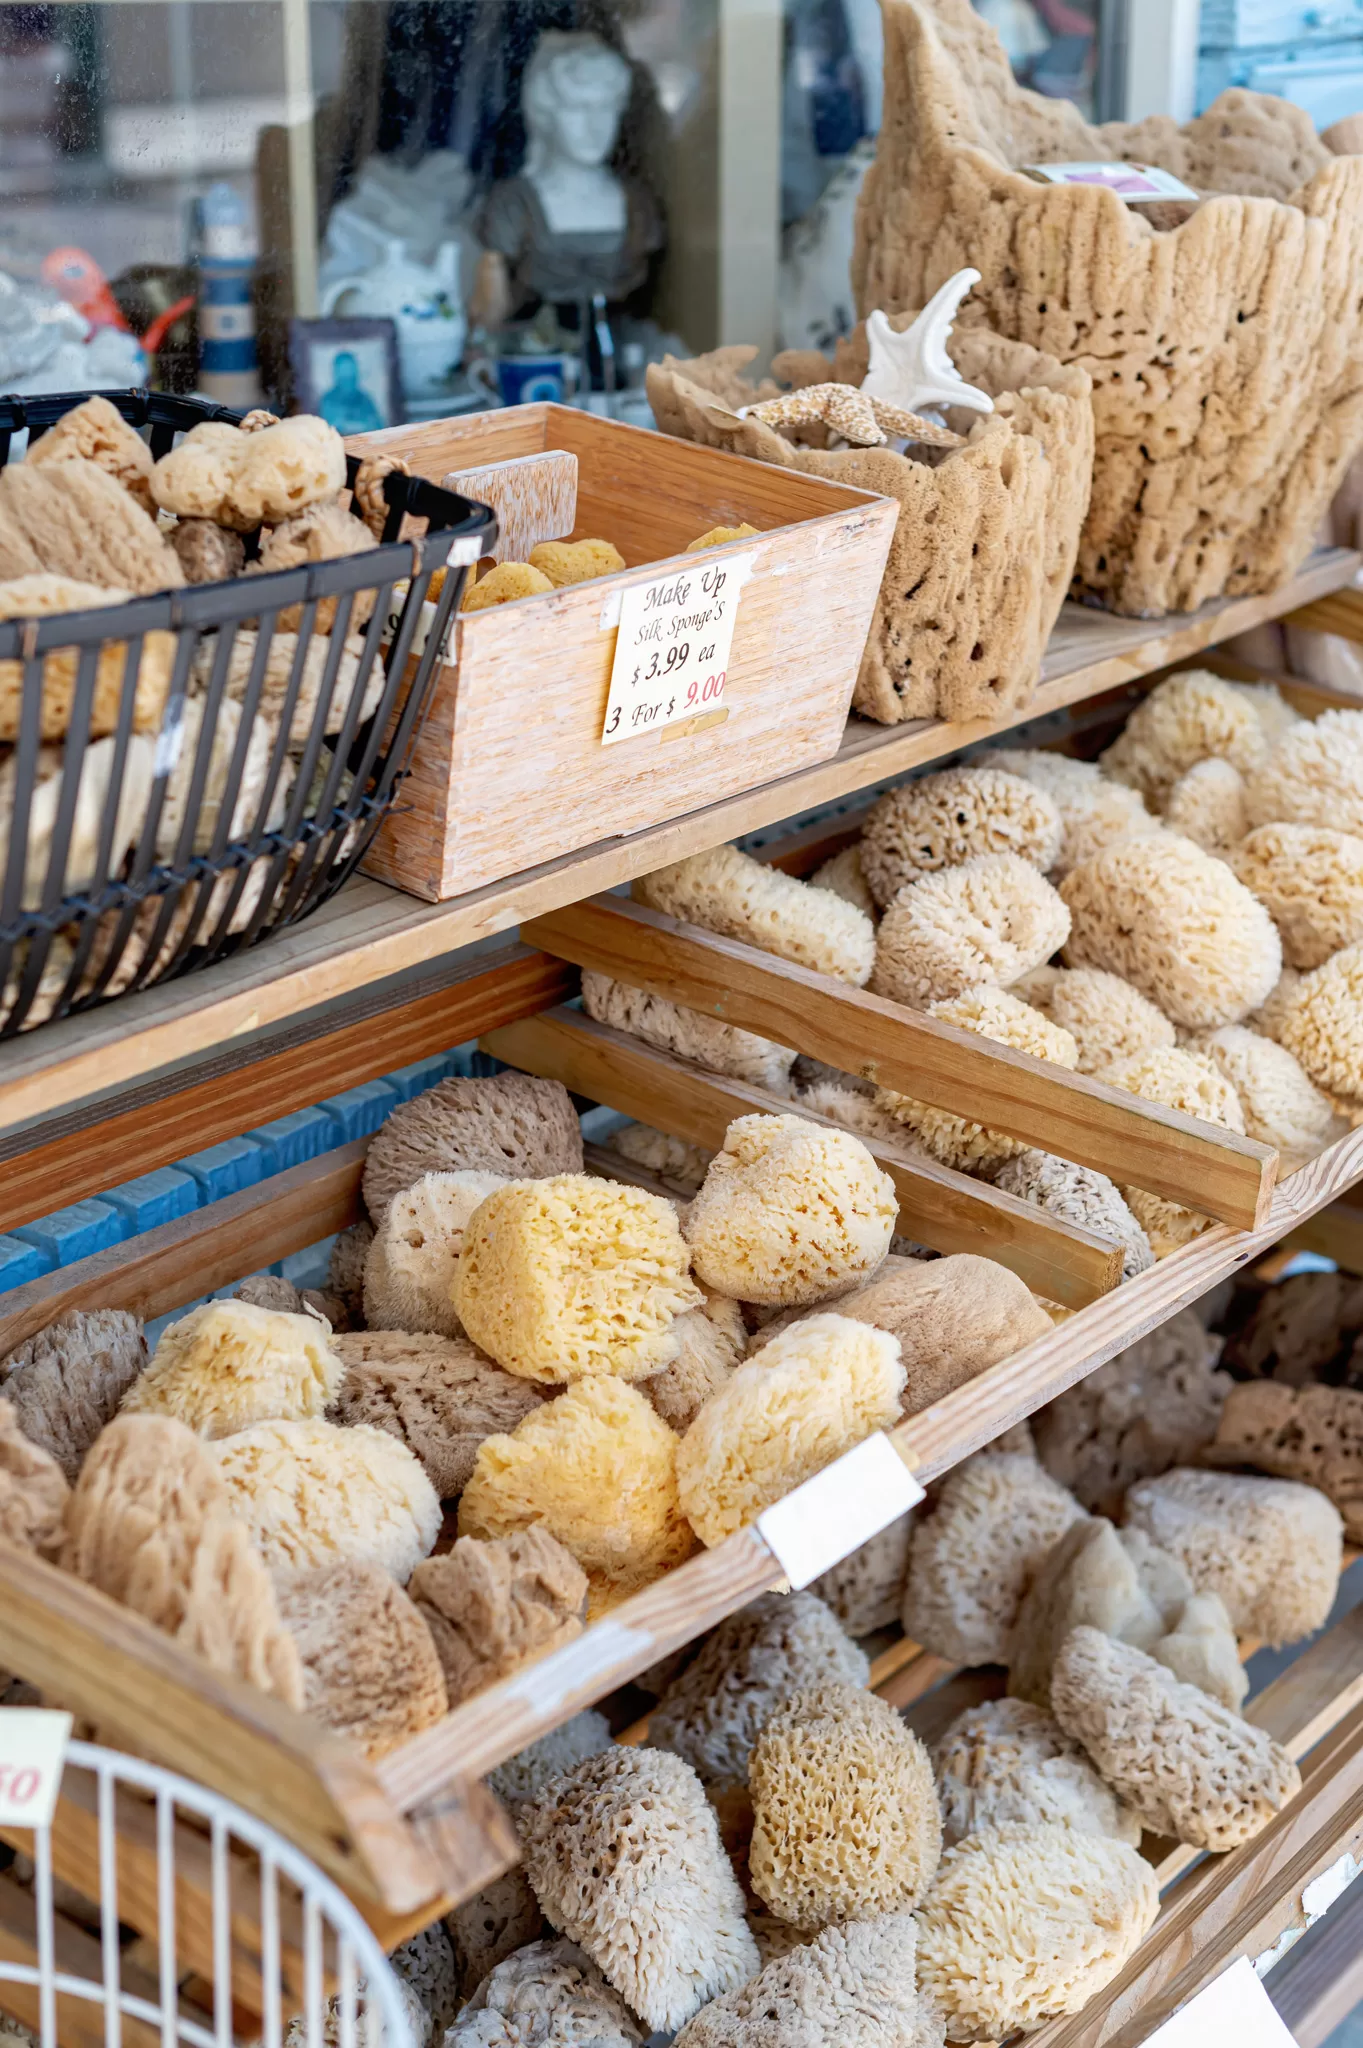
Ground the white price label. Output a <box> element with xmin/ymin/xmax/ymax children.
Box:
<box><xmin>1141</xmin><ymin>1959</ymin><xmax>1295</xmax><ymax>2046</ymax></box>
<box><xmin>757</xmin><ymin>1433</ymin><xmax>924</xmax><ymax>1590</ymax></box>
<box><xmin>0</xmin><ymin>1709</ymin><xmax>72</xmax><ymax>1828</ymax></box>
<box><xmin>601</xmin><ymin>552</ymin><xmax>756</xmax><ymax>746</ymax></box>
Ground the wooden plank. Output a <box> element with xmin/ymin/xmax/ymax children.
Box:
<box><xmin>0</xmin><ymin>1872</ymin><xmax>183</xmax><ymax>2048</ymax></box>
<box><xmin>0</xmin><ymin>547</ymin><xmax>1349</xmax><ymax>1137</ymax></box>
<box><xmin>0</xmin><ymin>946</ymin><xmax>573</xmax><ymax>1236</ymax></box>
<box><xmin>1268</xmin><ymin>1876</ymin><xmax>1363</xmax><ymax>2047</ymax></box>
<box><xmin>522</xmin><ymin>896</ymin><xmax>1279</xmax><ymax>1231</ymax></box>
<box><xmin>484</xmin><ymin>1007</ymin><xmax>1125</xmax><ymax>1307</ymax></box>
<box><xmin>1283</xmin><ymin>586</ymin><xmax>1363</xmax><ymax>645</ymax></box>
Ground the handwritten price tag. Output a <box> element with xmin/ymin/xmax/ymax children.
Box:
<box><xmin>601</xmin><ymin>552</ymin><xmax>756</xmax><ymax>746</ymax></box>
<box><xmin>0</xmin><ymin>1708</ymin><xmax>72</xmax><ymax>1828</ymax></box>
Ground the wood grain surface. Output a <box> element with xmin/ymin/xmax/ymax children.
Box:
<box><xmin>443</xmin><ymin>449</ymin><xmax>578</xmax><ymax>563</ymax></box>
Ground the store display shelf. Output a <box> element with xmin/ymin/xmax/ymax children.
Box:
<box><xmin>0</xmin><ymin>548</ymin><xmax>1352</xmax><ymax>1144</ymax></box>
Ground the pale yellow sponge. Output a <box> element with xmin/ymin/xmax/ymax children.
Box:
<box><xmin>875</xmin><ymin>985</ymin><xmax>1078</xmax><ymax>1176</ymax></box>
<box><xmin>916</xmin><ymin>1823</ymin><xmax>1158</xmax><ymax>2042</ymax></box>
<box><xmin>1193</xmin><ymin>1024</ymin><xmax>1343</xmax><ymax>1169</ymax></box>
<box><xmin>529</xmin><ymin>538</ymin><xmax>626</xmax><ymax>586</ymax></box>
<box><xmin>809</xmin><ymin>843</ymin><xmax>876</xmax><ymax>919</ymax></box>
<box><xmin>1063</xmin><ymin>832</ymin><xmax>1282</xmax><ymax>1029</ymax></box>
<box><xmin>685</xmin><ymin>522</ymin><xmax>759</xmax><ymax>551</ymax></box>
<box><xmin>1012</xmin><ymin>963</ymin><xmax>1174</xmax><ymax>1075</ymax></box>
<box><xmin>1099</xmin><ymin>1044</ymin><xmax>1247</xmax><ymax>1258</ymax></box>
<box><xmin>1099</xmin><ymin>670</ymin><xmax>1269</xmax><ymax>805</ymax></box>
<box><xmin>121</xmin><ymin>1299</ymin><xmax>342</xmax><ymax>1438</ymax></box>
<box><xmin>581</xmin><ymin>969</ymin><xmax>796</xmax><ymax>1093</ymax></box>
<box><xmin>363</xmin><ymin>1168</ymin><xmax>509</xmax><ymax>1337</ymax></box>
<box><xmin>1279</xmin><ymin>940</ymin><xmax>1363</xmax><ymax>1107</ymax></box>
<box><xmin>211</xmin><ymin>1418</ymin><xmax>440</xmax><ymax>1581</ymax></box>
<box><xmin>635</xmin><ymin>843</ymin><xmax>875</xmax><ymax>985</ymax></box>
<box><xmin>461</xmin><ymin>560</ymin><xmax>554</xmax><ymax>610</ymax></box>
<box><xmin>1244</xmin><ymin>707</ymin><xmax>1363</xmax><ymax>835</ymax></box>
<box><xmin>978</xmin><ymin>746</ymin><xmax>1160</xmax><ymax>878</ymax></box>
<box><xmin>675</xmin><ymin>1312</ymin><xmax>905</xmax><ymax>1548</ymax></box>
<box><xmin>933</xmin><ymin>1696</ymin><xmax>1140</xmax><ymax>1849</ymax></box>
<box><xmin>871</xmin><ymin>853</ymin><xmax>1071</xmax><ymax>1009</ymax></box>
<box><xmin>1249</xmin><ymin>965</ymin><xmax>1304</xmax><ymax>1044</ymax></box>
<box><xmin>1163</xmin><ymin>757</ymin><xmax>1249</xmax><ymax>854</ymax></box>
<box><xmin>458</xmin><ymin>1377</ymin><xmax>696</xmax><ymax>1612</ymax></box>
<box><xmin>453</xmin><ymin>1173</ymin><xmax>702</xmax><ymax>1383</ymax></box>
<box><xmin>1230</xmin><ymin>823</ymin><xmax>1363</xmax><ymax>970</ymax></box>
<box><xmin>747</xmin><ymin>1680</ymin><xmax>941</xmax><ymax>1929</ymax></box>
<box><xmin>683</xmin><ymin>1113</ymin><xmax>896</xmax><ymax>1306</ymax></box>
<box><xmin>859</xmin><ymin>767</ymin><xmax>1063</xmax><ymax>907</ymax></box>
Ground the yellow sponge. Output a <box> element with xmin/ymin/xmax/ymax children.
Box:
<box><xmin>528</xmin><ymin>538</ymin><xmax>626</xmax><ymax>586</ymax></box>
<box><xmin>211</xmin><ymin>1418</ymin><xmax>441</xmax><ymax>1581</ymax></box>
<box><xmin>122</xmin><ymin>1299</ymin><xmax>342</xmax><ymax>1438</ymax></box>
<box><xmin>685</xmin><ymin>523</ymin><xmax>760</xmax><ymax>551</ymax></box>
<box><xmin>461</xmin><ymin>560</ymin><xmax>553</xmax><ymax>611</ymax></box>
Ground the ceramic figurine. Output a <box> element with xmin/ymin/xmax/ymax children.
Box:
<box><xmin>322</xmin><ymin>237</ymin><xmax>464</xmax><ymax>400</ymax></box>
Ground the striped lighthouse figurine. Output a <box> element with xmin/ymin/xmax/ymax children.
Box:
<box><xmin>195</xmin><ymin>182</ymin><xmax>261</xmax><ymax>407</ymax></box>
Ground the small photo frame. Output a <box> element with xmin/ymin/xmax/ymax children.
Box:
<box><xmin>288</xmin><ymin>317</ymin><xmax>402</xmax><ymax>433</ymax></box>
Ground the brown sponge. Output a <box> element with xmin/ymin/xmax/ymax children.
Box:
<box><xmin>361</xmin><ymin>1072</ymin><xmax>583</xmax><ymax>1224</ymax></box>
<box><xmin>859</xmin><ymin>766</ymin><xmax>1063</xmax><ymax>906</ymax></box>
<box><xmin>0</xmin><ymin>1398</ymin><xmax>67</xmax><ymax>1556</ymax></box>
<box><xmin>331</xmin><ymin>1329</ymin><xmax>544</xmax><ymax>1500</ymax></box>
<box><xmin>273</xmin><ymin>1557</ymin><xmax>448</xmax><ymax>1756</ymax></box>
<box><xmin>0</xmin><ymin>1308</ymin><xmax>146</xmax><ymax>1482</ymax></box>
<box><xmin>1209</xmin><ymin>1381</ymin><xmax>1363</xmax><ymax>1542</ymax></box>
<box><xmin>408</xmin><ymin>1526</ymin><xmax>588</xmax><ymax>1706</ymax></box>
<box><xmin>27</xmin><ymin>395</ymin><xmax>156</xmax><ymax>514</ymax></box>
<box><xmin>642</xmin><ymin>1293</ymin><xmax>745</xmax><ymax>1433</ymax></box>
<box><xmin>933</xmin><ymin>1696</ymin><xmax>1140</xmax><ymax>1848</ymax></box>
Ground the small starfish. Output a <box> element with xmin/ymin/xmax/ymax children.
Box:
<box><xmin>738</xmin><ymin>382</ymin><xmax>963</xmax><ymax>449</ymax></box>
<box><xmin>861</xmin><ymin>269</ymin><xmax>995</xmax><ymax>419</ymax></box>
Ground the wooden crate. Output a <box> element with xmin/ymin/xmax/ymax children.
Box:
<box><xmin>348</xmin><ymin>406</ymin><xmax>897</xmax><ymax>901</ymax></box>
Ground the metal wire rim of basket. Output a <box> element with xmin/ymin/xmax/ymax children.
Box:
<box><xmin>0</xmin><ymin>1735</ymin><xmax>415</xmax><ymax>2048</ymax></box>
<box><xmin>0</xmin><ymin>390</ymin><xmax>497</xmax><ymax>1036</ymax></box>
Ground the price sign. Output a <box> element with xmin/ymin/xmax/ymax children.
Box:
<box><xmin>1141</xmin><ymin>1958</ymin><xmax>1296</xmax><ymax>2046</ymax></box>
<box><xmin>0</xmin><ymin>1708</ymin><xmax>72</xmax><ymax>1828</ymax></box>
<box><xmin>600</xmin><ymin>552</ymin><xmax>756</xmax><ymax>746</ymax></box>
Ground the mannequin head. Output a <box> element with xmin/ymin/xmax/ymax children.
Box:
<box><xmin>521</xmin><ymin>31</ymin><xmax>631</xmax><ymax>178</ymax></box>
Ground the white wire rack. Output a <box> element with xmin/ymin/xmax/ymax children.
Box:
<box><xmin>0</xmin><ymin>1739</ymin><xmax>415</xmax><ymax>2048</ymax></box>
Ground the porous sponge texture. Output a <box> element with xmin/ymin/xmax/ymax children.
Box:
<box><xmin>0</xmin><ymin>1398</ymin><xmax>67</xmax><ymax>1556</ymax></box>
<box><xmin>1164</xmin><ymin>759</ymin><xmax>1249</xmax><ymax>855</ymax></box>
<box><xmin>448</xmin><ymin>1938</ymin><xmax>645</xmax><ymax>2048</ymax></box>
<box><xmin>582</xmin><ymin>970</ymin><xmax>796</xmax><ymax>1093</ymax></box>
<box><xmin>1230</xmin><ymin>824</ymin><xmax>1363</xmax><ymax>971</ymax></box>
<box><xmin>673</xmin><ymin>1911</ymin><xmax>930</xmax><ymax>2048</ymax></box>
<box><xmin>1099</xmin><ymin>672</ymin><xmax>1269</xmax><ymax>806</ymax></box>
<box><xmin>1125</xmin><ymin>1468</ymin><xmax>1343</xmax><ymax>1647</ymax></box>
<box><xmin>408</xmin><ymin>1526</ymin><xmax>588</xmax><ymax>1706</ymax></box>
<box><xmin>1051</xmin><ymin>1627</ymin><xmax>1301</xmax><ymax>1850</ymax></box>
<box><xmin>1279</xmin><ymin>941</ymin><xmax>1363</xmax><ymax>1105</ymax></box>
<box><xmin>747</xmin><ymin>1680</ymin><xmax>941</xmax><ymax>1930</ymax></box>
<box><xmin>915</xmin><ymin>1823</ymin><xmax>1159</xmax><ymax>2042</ymax></box>
<box><xmin>1098</xmin><ymin>1044</ymin><xmax>1248</xmax><ymax>1256</ymax></box>
<box><xmin>994</xmin><ymin>1151</ymin><xmax>1154</xmax><ymax>1280</ymax></box>
<box><xmin>811</xmin><ymin>1514</ymin><xmax>915</xmax><ymax>1635</ymax></box>
<box><xmin>1062</xmin><ymin>833</ymin><xmax>1282</xmax><ymax>1029</ymax></box>
<box><xmin>518</xmin><ymin>1746</ymin><xmax>759</xmax><ymax>2032</ymax></box>
<box><xmin>875</xmin><ymin>986</ymin><xmax>1079</xmax><ymax>1175</ymax></box>
<box><xmin>684</xmin><ymin>1114</ymin><xmax>897</xmax><ymax>1306</ymax></box>
<box><xmin>675</xmin><ymin>1313</ymin><xmax>906</xmax><ymax>1549</ymax></box>
<box><xmin>635</xmin><ymin>844</ymin><xmax>876</xmax><ymax>985</ymax></box>
<box><xmin>273</xmin><ymin>1558</ymin><xmax>448</xmax><ymax>1757</ymax></box>
<box><xmin>1209</xmin><ymin>1382</ymin><xmax>1363</xmax><ymax>1542</ymax></box>
<box><xmin>643</xmin><ymin>1294</ymin><xmax>745</xmax><ymax>1433</ymax></box>
<box><xmin>330</xmin><ymin>1329</ymin><xmax>544</xmax><ymax>1501</ymax></box>
<box><xmin>363</xmin><ymin>1170</ymin><xmax>509</xmax><ymax>1338</ymax></box>
<box><xmin>1013</xmin><ymin>964</ymin><xmax>1175</xmax><ymax>1075</ymax></box>
<box><xmin>122</xmin><ymin>1300</ymin><xmax>342</xmax><ymax>1439</ymax></box>
<box><xmin>933</xmin><ymin>1696</ymin><xmax>1139</xmax><ymax>1848</ymax></box>
<box><xmin>1193</xmin><ymin>1024</ymin><xmax>1342</xmax><ymax>1169</ymax></box>
<box><xmin>458</xmin><ymin>1378</ymin><xmax>696</xmax><ymax>1613</ymax></box>
<box><xmin>211</xmin><ymin>1418</ymin><xmax>441</xmax><ymax>1582</ymax></box>
<box><xmin>859</xmin><ymin>768</ymin><xmax>1063</xmax><ymax>907</ymax></box>
<box><xmin>454</xmin><ymin>1174</ymin><xmax>702</xmax><ymax>1383</ymax></box>
<box><xmin>811</xmin><ymin>844</ymin><xmax>877</xmax><ymax>919</ymax></box>
<box><xmin>0</xmin><ymin>1307</ymin><xmax>146</xmax><ymax>1481</ymax></box>
<box><xmin>1005</xmin><ymin>1516</ymin><xmax>1202</xmax><ymax>1710</ymax></box>
<box><xmin>485</xmin><ymin>1710</ymin><xmax>614</xmax><ymax>1811</ymax></box>
<box><xmin>648</xmin><ymin>1589</ymin><xmax>870</xmax><ymax>1791</ymax></box>
<box><xmin>362</xmin><ymin>1073</ymin><xmax>583</xmax><ymax>1224</ymax></box>
<box><xmin>871</xmin><ymin>854</ymin><xmax>1071</xmax><ymax>1009</ymax></box>
<box><xmin>901</xmin><ymin>1451</ymin><xmax>1084</xmax><ymax>1664</ymax></box>
<box><xmin>1245</xmin><ymin>709</ymin><xmax>1363</xmax><ymax>836</ymax></box>
<box><xmin>978</xmin><ymin>747</ymin><xmax>1159</xmax><ymax>878</ymax></box>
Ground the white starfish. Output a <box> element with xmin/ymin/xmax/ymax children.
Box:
<box><xmin>861</xmin><ymin>268</ymin><xmax>995</xmax><ymax>419</ymax></box>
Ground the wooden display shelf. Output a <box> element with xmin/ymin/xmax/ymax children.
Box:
<box><xmin>0</xmin><ymin>549</ymin><xmax>1351</xmax><ymax>1141</ymax></box>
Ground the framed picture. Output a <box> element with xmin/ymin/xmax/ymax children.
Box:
<box><xmin>288</xmin><ymin>317</ymin><xmax>401</xmax><ymax>432</ymax></box>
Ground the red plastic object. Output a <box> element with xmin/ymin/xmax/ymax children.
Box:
<box><xmin>141</xmin><ymin>294</ymin><xmax>196</xmax><ymax>357</ymax></box>
<box><xmin>40</xmin><ymin>248</ymin><xmax>132</xmax><ymax>332</ymax></box>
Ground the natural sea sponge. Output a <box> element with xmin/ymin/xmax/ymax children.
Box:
<box><xmin>62</xmin><ymin>1415</ymin><xmax>304</xmax><ymax>1706</ymax></box>
<box><xmin>1124</xmin><ymin>1467</ymin><xmax>1342</xmax><ymax>1646</ymax></box>
<box><xmin>1153</xmin><ymin>1590</ymin><xmax>1252</xmax><ymax>1712</ymax></box>
<box><xmin>915</xmin><ymin>1823</ymin><xmax>1158</xmax><ymax>2042</ymax></box>
<box><xmin>1063</xmin><ymin>833</ymin><xmax>1282</xmax><ymax>1029</ymax></box>
<box><xmin>363</xmin><ymin>1170</ymin><xmax>509</xmax><ymax>1338</ymax></box>
<box><xmin>900</xmin><ymin>1451</ymin><xmax>1083</xmax><ymax>1664</ymax></box>
<box><xmin>1099</xmin><ymin>672</ymin><xmax>1269</xmax><ymax>806</ymax></box>
<box><xmin>462</xmin><ymin>560</ymin><xmax>554</xmax><ymax>610</ymax></box>
<box><xmin>676</xmin><ymin>1314</ymin><xmax>905</xmax><ymax>1548</ymax></box>
<box><xmin>0</xmin><ymin>1399</ymin><xmax>67</xmax><ymax>1557</ymax></box>
<box><xmin>812</xmin><ymin>1514</ymin><xmax>915</xmax><ymax>1635</ymax></box>
<box><xmin>581</xmin><ymin>970</ymin><xmax>797</xmax><ymax>1094</ymax></box>
<box><xmin>1051</xmin><ymin>1627</ymin><xmax>1300</xmax><ymax>1849</ymax></box>
<box><xmin>254</xmin><ymin>498</ymin><xmax>378</xmax><ymax>634</ymax></box>
<box><xmin>455</xmin><ymin>1174</ymin><xmax>702</xmax><ymax>1383</ymax></box>
<box><xmin>408</xmin><ymin>1526</ymin><xmax>587</xmax><ymax>1706</ymax></box>
<box><xmin>168</xmin><ymin>517</ymin><xmax>244</xmax><ymax>585</ymax></box>
<box><xmin>810</xmin><ymin>843</ymin><xmax>876</xmax><ymax>918</ymax></box>
<box><xmin>1279</xmin><ymin>941</ymin><xmax>1363</xmax><ymax>1106</ymax></box>
<box><xmin>121</xmin><ymin>1300</ymin><xmax>342</xmax><ymax>1439</ymax></box>
<box><xmin>978</xmin><ymin>747</ymin><xmax>1159</xmax><ymax>878</ymax></box>
<box><xmin>643</xmin><ymin>1294</ymin><xmax>745</xmax><ymax>1433</ymax></box>
<box><xmin>794</xmin><ymin>1079</ymin><xmax>907</xmax><ymax>1145</ymax></box>
<box><xmin>330</xmin><ymin>1329</ymin><xmax>543</xmax><ymax>1500</ymax></box>
<box><xmin>363</xmin><ymin>1073</ymin><xmax>582</xmax><ymax>1225</ymax></box>
<box><xmin>273</xmin><ymin>1558</ymin><xmax>448</xmax><ymax>1757</ymax></box>
<box><xmin>1230</xmin><ymin>824</ymin><xmax>1363</xmax><ymax>970</ymax></box>
<box><xmin>686</xmin><ymin>523</ymin><xmax>760</xmax><ymax>552</ymax></box>
<box><xmin>858</xmin><ymin>767</ymin><xmax>1063</xmax><ymax>907</ymax></box>
<box><xmin>607</xmin><ymin>1120</ymin><xmax>714</xmax><ymax>1194</ymax></box>
<box><xmin>1250</xmin><ymin>965</ymin><xmax>1305</xmax><ymax>1044</ymax></box>
<box><xmin>446</xmin><ymin>1877</ymin><xmax>547</xmax><ymax>2007</ymax></box>
<box><xmin>1032</xmin><ymin>1309</ymin><xmax>1230</xmax><ymax>1516</ymax></box>
<box><xmin>519</xmin><ymin>1747</ymin><xmax>758</xmax><ymax>2032</ymax></box>
<box><xmin>528</xmin><ymin>539</ymin><xmax>626</xmax><ymax>586</ymax></box>
<box><xmin>648</xmin><ymin>1590</ymin><xmax>869</xmax><ymax>1791</ymax></box>
<box><xmin>1209</xmin><ymin>1381</ymin><xmax>1363</xmax><ymax>1542</ymax></box>
<box><xmin>875</xmin><ymin>985</ymin><xmax>1078</xmax><ymax>1175</ymax></box>
<box><xmin>211</xmin><ymin>1418</ymin><xmax>440</xmax><ymax>1581</ymax></box>
<box><xmin>28</xmin><ymin>395</ymin><xmax>156</xmax><ymax>514</ymax></box>
<box><xmin>871</xmin><ymin>853</ymin><xmax>1070</xmax><ymax>1009</ymax></box>
<box><xmin>448</xmin><ymin>1938</ymin><xmax>645</xmax><ymax>2047</ymax></box>
<box><xmin>328</xmin><ymin>1221</ymin><xmax>373</xmax><ymax>1325</ymax></box>
<box><xmin>933</xmin><ymin>1697</ymin><xmax>1139</xmax><ymax>1848</ymax></box>
<box><xmin>1098</xmin><ymin>1045</ymin><xmax>1248</xmax><ymax>1258</ymax></box>
<box><xmin>1164</xmin><ymin>759</ymin><xmax>1249</xmax><ymax>854</ymax></box>
<box><xmin>486</xmin><ymin>1710</ymin><xmax>614</xmax><ymax>1810</ymax></box>
<box><xmin>151</xmin><ymin>415</ymin><xmax>346</xmax><ymax>530</ymax></box>
<box><xmin>683</xmin><ymin>1114</ymin><xmax>896</xmax><ymax>1306</ymax></box>
<box><xmin>459</xmin><ymin>1378</ymin><xmax>696</xmax><ymax>1613</ymax></box>
<box><xmin>1012</xmin><ymin>963</ymin><xmax>1174</xmax><ymax>1075</ymax></box>
<box><xmin>747</xmin><ymin>1680</ymin><xmax>941</xmax><ymax>1929</ymax></box>
<box><xmin>635</xmin><ymin>844</ymin><xmax>876</xmax><ymax>986</ymax></box>
<box><xmin>0</xmin><ymin>1308</ymin><xmax>146</xmax><ymax>1482</ymax></box>
<box><xmin>0</xmin><ymin>458</ymin><xmax>182</xmax><ymax>595</ymax></box>
<box><xmin>0</xmin><ymin>574</ymin><xmax>175</xmax><ymax>742</ymax></box>
<box><xmin>994</xmin><ymin>1151</ymin><xmax>1153</xmax><ymax>1281</ymax></box>
<box><xmin>1193</xmin><ymin>1024</ymin><xmax>1343</xmax><ymax>1169</ymax></box>
<box><xmin>673</xmin><ymin>1911</ymin><xmax>930</xmax><ymax>2048</ymax></box>
<box><xmin>1245</xmin><ymin>709</ymin><xmax>1363</xmax><ymax>836</ymax></box>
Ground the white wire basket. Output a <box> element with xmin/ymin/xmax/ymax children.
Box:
<box><xmin>0</xmin><ymin>1737</ymin><xmax>415</xmax><ymax>2048</ymax></box>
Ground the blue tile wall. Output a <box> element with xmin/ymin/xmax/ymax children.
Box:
<box><xmin>103</xmin><ymin>1169</ymin><xmax>200</xmax><ymax>1235</ymax></box>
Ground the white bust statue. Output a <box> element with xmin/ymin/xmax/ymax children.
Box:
<box><xmin>522</xmin><ymin>31</ymin><xmax>630</xmax><ymax>237</ymax></box>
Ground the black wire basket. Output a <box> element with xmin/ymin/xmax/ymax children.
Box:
<box><xmin>0</xmin><ymin>389</ymin><xmax>496</xmax><ymax>1035</ymax></box>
